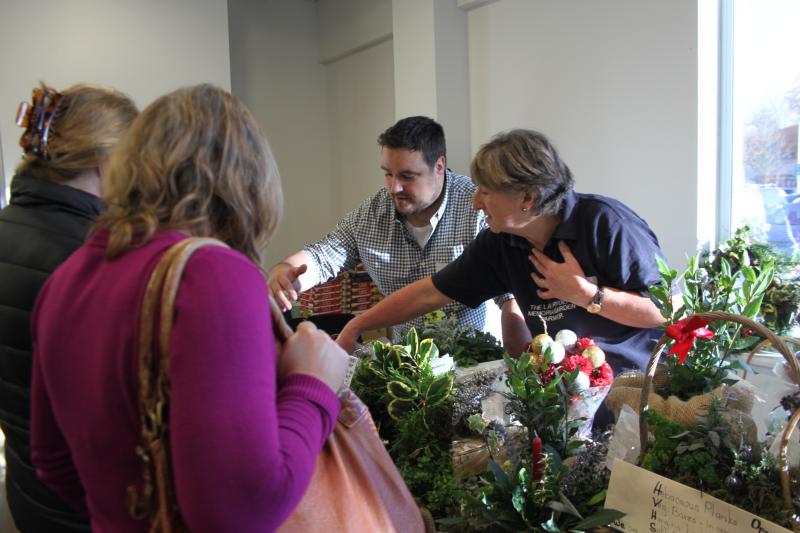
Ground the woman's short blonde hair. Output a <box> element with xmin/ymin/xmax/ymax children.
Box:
<box><xmin>98</xmin><ymin>84</ymin><xmax>282</xmax><ymax>264</ymax></box>
<box><xmin>16</xmin><ymin>82</ymin><xmax>138</xmax><ymax>183</ymax></box>
<box><xmin>470</xmin><ymin>129</ymin><xmax>574</xmax><ymax>216</ymax></box>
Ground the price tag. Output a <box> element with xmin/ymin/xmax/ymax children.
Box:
<box><xmin>340</xmin><ymin>355</ymin><xmax>360</xmax><ymax>392</ymax></box>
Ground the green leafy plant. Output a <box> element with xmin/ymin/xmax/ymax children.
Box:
<box><xmin>350</xmin><ymin>329</ymin><xmax>459</xmax><ymax>518</ymax></box>
<box><xmin>418</xmin><ymin>310</ymin><xmax>505</xmax><ymax>367</ymax></box>
<box><xmin>502</xmin><ymin>351</ymin><xmax>583</xmax><ymax>457</ymax></box>
<box><xmin>649</xmin><ymin>248</ymin><xmax>774</xmax><ymax>399</ymax></box>
<box><xmin>703</xmin><ymin>226</ymin><xmax>800</xmax><ymax>335</ymax></box>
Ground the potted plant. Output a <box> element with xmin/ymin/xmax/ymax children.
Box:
<box><xmin>606</xmin><ymin>248</ymin><xmax>775</xmax><ymax>428</ymax></box>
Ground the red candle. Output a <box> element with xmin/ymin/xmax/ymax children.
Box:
<box><xmin>532</xmin><ymin>435</ymin><xmax>543</xmax><ymax>480</ymax></box>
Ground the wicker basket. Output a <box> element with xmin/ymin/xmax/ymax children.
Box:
<box><xmin>638</xmin><ymin>311</ymin><xmax>800</xmax><ymax>531</ymax></box>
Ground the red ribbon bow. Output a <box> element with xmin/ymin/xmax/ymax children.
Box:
<box><xmin>665</xmin><ymin>317</ymin><xmax>714</xmax><ymax>363</ymax></box>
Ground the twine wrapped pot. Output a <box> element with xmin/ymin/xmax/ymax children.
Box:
<box><xmin>604</xmin><ymin>312</ymin><xmax>799</xmax><ymax>439</ymax></box>
<box><xmin>608</xmin><ymin>312</ymin><xmax>800</xmax><ymax>529</ymax></box>
<box><xmin>606</xmin><ymin>369</ymin><xmax>758</xmax><ymax>438</ymax></box>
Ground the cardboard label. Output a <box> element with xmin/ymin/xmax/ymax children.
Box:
<box><xmin>605</xmin><ymin>459</ymin><xmax>792</xmax><ymax>533</ymax></box>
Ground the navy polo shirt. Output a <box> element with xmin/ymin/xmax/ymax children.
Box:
<box><xmin>431</xmin><ymin>191</ymin><xmax>665</xmax><ymax>372</ymax></box>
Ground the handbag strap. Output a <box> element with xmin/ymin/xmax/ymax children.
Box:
<box><xmin>129</xmin><ymin>236</ymin><xmax>295</xmax><ymax>530</ymax></box>
<box><xmin>129</xmin><ymin>237</ymin><xmax>228</xmax><ymax>531</ymax></box>
<box><xmin>138</xmin><ymin>237</ymin><xmax>230</xmax><ymax>447</ymax></box>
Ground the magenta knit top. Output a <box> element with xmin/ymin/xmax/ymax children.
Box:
<box><xmin>30</xmin><ymin>229</ymin><xmax>340</xmax><ymax>532</ymax></box>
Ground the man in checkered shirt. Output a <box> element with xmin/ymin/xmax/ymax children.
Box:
<box><xmin>267</xmin><ymin>116</ymin><xmax>527</xmax><ymax>353</ymax></box>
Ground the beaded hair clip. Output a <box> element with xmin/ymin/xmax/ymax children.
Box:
<box><xmin>16</xmin><ymin>87</ymin><xmax>64</xmax><ymax>159</ymax></box>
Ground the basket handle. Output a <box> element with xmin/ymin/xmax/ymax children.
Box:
<box><xmin>779</xmin><ymin>408</ymin><xmax>800</xmax><ymax>531</ymax></box>
<box><xmin>741</xmin><ymin>336</ymin><xmax>800</xmax><ymax>380</ymax></box>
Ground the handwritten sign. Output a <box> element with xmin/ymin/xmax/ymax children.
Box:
<box><xmin>605</xmin><ymin>459</ymin><xmax>792</xmax><ymax>533</ymax></box>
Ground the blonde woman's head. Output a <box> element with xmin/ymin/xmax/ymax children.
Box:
<box><xmin>99</xmin><ymin>84</ymin><xmax>282</xmax><ymax>264</ymax></box>
<box><xmin>16</xmin><ymin>82</ymin><xmax>138</xmax><ymax>184</ymax></box>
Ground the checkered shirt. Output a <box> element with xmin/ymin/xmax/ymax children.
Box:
<box><xmin>304</xmin><ymin>170</ymin><xmax>508</xmax><ymax>338</ymax></box>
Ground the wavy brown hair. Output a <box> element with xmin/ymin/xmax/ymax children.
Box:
<box><xmin>16</xmin><ymin>82</ymin><xmax>138</xmax><ymax>183</ymax></box>
<box><xmin>98</xmin><ymin>84</ymin><xmax>282</xmax><ymax>264</ymax></box>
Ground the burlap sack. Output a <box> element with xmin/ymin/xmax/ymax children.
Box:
<box><xmin>605</xmin><ymin>370</ymin><xmax>758</xmax><ymax>441</ymax></box>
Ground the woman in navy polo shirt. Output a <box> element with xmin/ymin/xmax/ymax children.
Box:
<box><xmin>337</xmin><ymin>129</ymin><xmax>666</xmax><ymax>376</ymax></box>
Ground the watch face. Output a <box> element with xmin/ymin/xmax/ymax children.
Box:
<box><xmin>587</xmin><ymin>303</ymin><xmax>602</xmax><ymax>314</ymax></box>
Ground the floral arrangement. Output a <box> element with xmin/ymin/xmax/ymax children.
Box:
<box><xmin>351</xmin><ymin>323</ymin><xmax>624</xmax><ymax>531</ymax></box>
<box><xmin>605</xmin><ymin>239</ymin><xmax>798</xmax><ymax>530</ymax></box>
<box><xmin>350</xmin><ymin>329</ymin><xmax>459</xmax><ymax>519</ymax></box>
<box><xmin>529</xmin><ymin>335</ymin><xmax>614</xmax><ymax>390</ymax></box>
<box><xmin>450</xmin><ymin>346</ymin><xmax>622</xmax><ymax>531</ymax></box>
<box><xmin>523</xmin><ymin>322</ymin><xmax>614</xmax><ymax>439</ymax></box>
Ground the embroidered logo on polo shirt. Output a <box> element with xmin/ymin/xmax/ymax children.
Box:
<box><xmin>527</xmin><ymin>300</ymin><xmax>577</xmax><ymax>323</ymax></box>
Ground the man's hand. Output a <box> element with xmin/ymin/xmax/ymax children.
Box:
<box><xmin>528</xmin><ymin>241</ymin><xmax>594</xmax><ymax>306</ymax></box>
<box><xmin>335</xmin><ymin>320</ymin><xmax>361</xmax><ymax>354</ymax></box>
<box><xmin>268</xmin><ymin>262</ymin><xmax>308</xmax><ymax>311</ymax></box>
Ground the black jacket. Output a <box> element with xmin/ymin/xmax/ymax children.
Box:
<box><xmin>0</xmin><ymin>174</ymin><xmax>98</xmax><ymax>531</ymax></box>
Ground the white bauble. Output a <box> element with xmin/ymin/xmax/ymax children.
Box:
<box><xmin>554</xmin><ymin>329</ymin><xmax>578</xmax><ymax>352</ymax></box>
<box><xmin>569</xmin><ymin>371</ymin><xmax>591</xmax><ymax>394</ymax></box>
<box><xmin>542</xmin><ymin>340</ymin><xmax>565</xmax><ymax>364</ymax></box>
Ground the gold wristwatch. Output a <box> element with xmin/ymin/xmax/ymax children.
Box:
<box><xmin>586</xmin><ymin>286</ymin><xmax>604</xmax><ymax>314</ymax></box>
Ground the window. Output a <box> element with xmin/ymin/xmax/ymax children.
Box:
<box><xmin>721</xmin><ymin>0</ymin><xmax>800</xmax><ymax>255</ymax></box>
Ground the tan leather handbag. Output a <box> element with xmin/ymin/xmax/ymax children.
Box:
<box><xmin>128</xmin><ymin>237</ymin><xmax>426</xmax><ymax>533</ymax></box>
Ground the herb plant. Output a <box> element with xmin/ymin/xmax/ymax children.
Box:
<box><xmin>641</xmin><ymin>403</ymin><xmax>790</xmax><ymax>528</ymax></box>
<box><xmin>703</xmin><ymin>226</ymin><xmax>800</xmax><ymax>335</ymax></box>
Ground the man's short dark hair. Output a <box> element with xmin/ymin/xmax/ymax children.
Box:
<box><xmin>377</xmin><ymin>116</ymin><xmax>446</xmax><ymax>169</ymax></box>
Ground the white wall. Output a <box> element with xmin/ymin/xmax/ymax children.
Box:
<box><xmin>318</xmin><ymin>0</ymin><xmax>392</xmax><ymax>64</ymax></box>
<box><xmin>391</xmin><ymin>0</ymin><xmax>472</xmax><ymax>175</ymax></box>
<box><xmin>0</xmin><ymin>0</ymin><xmax>231</xmax><ymax>202</ymax></box>
<box><xmin>325</xmin><ymin>40</ymin><xmax>396</xmax><ymax>214</ymax></box>
<box><xmin>433</xmin><ymin>0</ymin><xmax>471</xmax><ymax>176</ymax></box>
<box><xmin>228</xmin><ymin>0</ymin><xmax>335</xmax><ymax>265</ymax></box>
<box><xmin>0</xmin><ymin>0</ymin><xmax>704</xmax><ymax>270</ymax></box>
<box><xmin>319</xmin><ymin>0</ymin><xmax>395</xmax><ymax>215</ymax></box>
<box><xmin>467</xmin><ymin>0</ymin><xmax>698</xmax><ymax>269</ymax></box>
